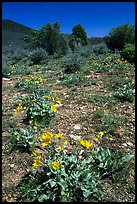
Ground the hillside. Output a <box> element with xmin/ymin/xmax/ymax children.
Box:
<box><xmin>2</xmin><ymin>19</ymin><xmax>33</xmax><ymax>54</ymax></box>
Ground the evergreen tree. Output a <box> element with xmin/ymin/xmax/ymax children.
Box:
<box><xmin>72</xmin><ymin>24</ymin><xmax>88</xmax><ymax>46</ymax></box>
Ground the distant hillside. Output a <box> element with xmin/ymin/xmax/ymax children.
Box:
<box><xmin>2</xmin><ymin>19</ymin><xmax>34</xmax><ymax>54</ymax></box>
<box><xmin>2</xmin><ymin>19</ymin><xmax>105</xmax><ymax>55</ymax></box>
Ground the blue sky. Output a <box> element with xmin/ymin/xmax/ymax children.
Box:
<box><xmin>2</xmin><ymin>2</ymin><xmax>135</xmax><ymax>37</ymax></box>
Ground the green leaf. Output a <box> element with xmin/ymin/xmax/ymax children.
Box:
<box><xmin>83</xmin><ymin>189</ymin><xmax>91</xmax><ymax>198</ymax></box>
<box><xmin>121</xmin><ymin>155</ymin><xmax>134</xmax><ymax>163</ymax></box>
<box><xmin>49</xmin><ymin>180</ymin><xmax>56</xmax><ymax>187</ymax></box>
<box><xmin>38</xmin><ymin>194</ymin><xmax>49</xmax><ymax>202</ymax></box>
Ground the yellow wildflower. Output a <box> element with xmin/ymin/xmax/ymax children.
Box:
<box><xmin>32</xmin><ymin>156</ymin><xmax>41</xmax><ymax>167</ymax></box>
<box><xmin>108</xmin><ymin>137</ymin><xmax>113</xmax><ymax>141</ymax></box>
<box><xmin>35</xmin><ymin>81</ymin><xmax>39</xmax><ymax>84</ymax></box>
<box><xmin>18</xmin><ymin>104</ymin><xmax>22</xmax><ymax>109</ymax></box>
<box><xmin>30</xmin><ymin>150</ymin><xmax>36</xmax><ymax>157</ymax></box>
<box><xmin>51</xmin><ymin>104</ymin><xmax>57</xmax><ymax>112</ymax></box>
<box><xmin>15</xmin><ymin>108</ymin><xmax>19</xmax><ymax>114</ymax></box>
<box><xmin>15</xmin><ymin>104</ymin><xmax>22</xmax><ymax>114</ymax></box>
<box><xmin>98</xmin><ymin>131</ymin><xmax>104</xmax><ymax>136</ymax></box>
<box><xmin>39</xmin><ymin>77</ymin><xmax>43</xmax><ymax>83</ymax></box>
<box><xmin>56</xmin><ymin>100</ymin><xmax>62</xmax><ymax>105</ymax></box>
<box><xmin>31</xmin><ymin>99</ymin><xmax>37</xmax><ymax>102</ymax></box>
<box><xmin>78</xmin><ymin>139</ymin><xmax>93</xmax><ymax>149</ymax></box>
<box><xmin>29</xmin><ymin>120</ymin><xmax>33</xmax><ymax>124</ymax></box>
<box><xmin>17</xmin><ymin>123</ymin><xmax>21</xmax><ymax>127</ymax></box>
<box><xmin>52</xmin><ymin>160</ymin><xmax>60</xmax><ymax>170</ymax></box>
<box><xmin>34</xmin><ymin>121</ymin><xmax>39</xmax><ymax>127</ymax></box>
<box><xmin>55</xmin><ymin>133</ymin><xmax>64</xmax><ymax>139</ymax></box>
<box><xmin>33</xmin><ymin>126</ymin><xmax>37</xmax><ymax>130</ymax></box>
<box><xmin>22</xmin><ymin>75</ymin><xmax>28</xmax><ymax>79</ymax></box>
<box><xmin>93</xmin><ymin>137</ymin><xmax>99</xmax><ymax>142</ymax></box>
<box><xmin>56</xmin><ymin>96</ymin><xmax>59</xmax><ymax>100</ymax></box>
<box><xmin>14</xmin><ymin>131</ymin><xmax>19</xmax><ymax>136</ymax></box>
<box><xmin>44</xmin><ymin>95</ymin><xmax>51</xmax><ymax>100</ymax></box>
<box><xmin>63</xmin><ymin>140</ymin><xmax>68</xmax><ymax>145</ymax></box>
<box><xmin>42</xmin><ymin>132</ymin><xmax>52</xmax><ymax>147</ymax></box>
<box><xmin>58</xmin><ymin>146</ymin><xmax>64</xmax><ymax>151</ymax></box>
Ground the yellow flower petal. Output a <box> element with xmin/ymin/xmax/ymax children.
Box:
<box><xmin>14</xmin><ymin>131</ymin><xmax>19</xmax><ymax>136</ymax></box>
<box><xmin>108</xmin><ymin>137</ymin><xmax>113</xmax><ymax>141</ymax></box>
<box><xmin>15</xmin><ymin>108</ymin><xmax>19</xmax><ymax>114</ymax></box>
<box><xmin>56</xmin><ymin>100</ymin><xmax>62</xmax><ymax>105</ymax></box>
<box><xmin>17</xmin><ymin>123</ymin><xmax>21</xmax><ymax>127</ymax></box>
<box><xmin>64</xmin><ymin>140</ymin><xmax>68</xmax><ymax>145</ymax></box>
<box><xmin>44</xmin><ymin>95</ymin><xmax>51</xmax><ymax>100</ymax></box>
<box><xmin>30</xmin><ymin>150</ymin><xmax>36</xmax><ymax>157</ymax></box>
<box><xmin>41</xmin><ymin>132</ymin><xmax>52</xmax><ymax>146</ymax></box>
<box><xmin>51</xmin><ymin>104</ymin><xmax>57</xmax><ymax>112</ymax></box>
<box><xmin>31</xmin><ymin>99</ymin><xmax>37</xmax><ymax>102</ymax></box>
<box><xmin>33</xmin><ymin>126</ymin><xmax>37</xmax><ymax>130</ymax></box>
<box><xmin>58</xmin><ymin>146</ymin><xmax>64</xmax><ymax>151</ymax></box>
<box><xmin>78</xmin><ymin>139</ymin><xmax>93</xmax><ymax>149</ymax></box>
<box><xmin>55</xmin><ymin>133</ymin><xmax>64</xmax><ymax>139</ymax></box>
<box><xmin>52</xmin><ymin>160</ymin><xmax>60</xmax><ymax>170</ymax></box>
<box><xmin>93</xmin><ymin>137</ymin><xmax>99</xmax><ymax>142</ymax></box>
<box><xmin>32</xmin><ymin>156</ymin><xmax>41</xmax><ymax>167</ymax></box>
<box><xmin>98</xmin><ymin>131</ymin><xmax>104</xmax><ymax>136</ymax></box>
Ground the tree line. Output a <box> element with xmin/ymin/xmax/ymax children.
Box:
<box><xmin>24</xmin><ymin>22</ymin><xmax>135</xmax><ymax>57</ymax></box>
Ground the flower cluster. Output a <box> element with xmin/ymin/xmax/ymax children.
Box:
<box><xmin>15</xmin><ymin>104</ymin><xmax>22</xmax><ymax>114</ymax></box>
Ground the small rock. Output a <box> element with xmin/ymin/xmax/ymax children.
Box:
<box><xmin>122</xmin><ymin>143</ymin><xmax>127</xmax><ymax>147</ymax></box>
<box><xmin>69</xmin><ymin>134</ymin><xmax>81</xmax><ymax>141</ymax></box>
<box><xmin>127</xmin><ymin>141</ymin><xmax>133</xmax><ymax>146</ymax></box>
<box><xmin>2</xmin><ymin>78</ymin><xmax>11</xmax><ymax>81</ymax></box>
<box><xmin>73</xmin><ymin>124</ymin><xmax>81</xmax><ymax>130</ymax></box>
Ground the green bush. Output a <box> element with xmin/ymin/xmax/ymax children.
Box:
<box><xmin>92</xmin><ymin>44</ymin><xmax>110</xmax><ymax>55</ymax></box>
<box><xmin>2</xmin><ymin>53</ymin><xmax>15</xmax><ymax>77</ymax></box>
<box><xmin>62</xmin><ymin>51</ymin><xmax>83</xmax><ymax>73</ymax></box>
<box><xmin>18</xmin><ymin>89</ymin><xmax>58</xmax><ymax>125</ymax></box>
<box><xmin>74</xmin><ymin>45</ymin><xmax>93</xmax><ymax>58</ymax></box>
<box><xmin>2</xmin><ymin>61</ymin><xmax>11</xmax><ymax>78</ymax></box>
<box><xmin>114</xmin><ymin>83</ymin><xmax>135</xmax><ymax>102</ymax></box>
<box><xmin>29</xmin><ymin>48</ymin><xmax>49</xmax><ymax>65</ymax></box>
<box><xmin>9</xmin><ymin>127</ymin><xmax>36</xmax><ymax>152</ymax></box>
<box><xmin>18</xmin><ymin>144</ymin><xmax>133</xmax><ymax>202</ymax></box>
<box><xmin>120</xmin><ymin>43</ymin><xmax>135</xmax><ymax>63</ymax></box>
<box><xmin>105</xmin><ymin>24</ymin><xmax>135</xmax><ymax>51</ymax></box>
<box><xmin>12</xmin><ymin>49</ymin><xmax>29</xmax><ymax>64</ymax></box>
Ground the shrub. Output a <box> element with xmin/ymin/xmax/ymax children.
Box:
<box><xmin>15</xmin><ymin>75</ymin><xmax>44</xmax><ymax>92</ymax></box>
<box><xmin>114</xmin><ymin>83</ymin><xmax>135</xmax><ymax>102</ymax></box>
<box><xmin>120</xmin><ymin>43</ymin><xmax>135</xmax><ymax>63</ymax></box>
<box><xmin>92</xmin><ymin>109</ymin><xmax>120</xmax><ymax>135</ymax></box>
<box><xmin>29</xmin><ymin>48</ymin><xmax>49</xmax><ymax>65</ymax></box>
<box><xmin>18</xmin><ymin>140</ymin><xmax>133</xmax><ymax>202</ymax></box>
<box><xmin>74</xmin><ymin>45</ymin><xmax>93</xmax><ymax>58</ymax></box>
<box><xmin>2</xmin><ymin>60</ymin><xmax>11</xmax><ymax>78</ymax></box>
<box><xmin>105</xmin><ymin>24</ymin><xmax>135</xmax><ymax>51</ymax></box>
<box><xmin>62</xmin><ymin>51</ymin><xmax>83</xmax><ymax>73</ymax></box>
<box><xmin>9</xmin><ymin>127</ymin><xmax>36</xmax><ymax>152</ymax></box>
<box><xmin>11</xmin><ymin>49</ymin><xmax>29</xmax><ymax>64</ymax></box>
<box><xmin>17</xmin><ymin>89</ymin><xmax>60</xmax><ymax>125</ymax></box>
<box><xmin>92</xmin><ymin>44</ymin><xmax>110</xmax><ymax>55</ymax></box>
